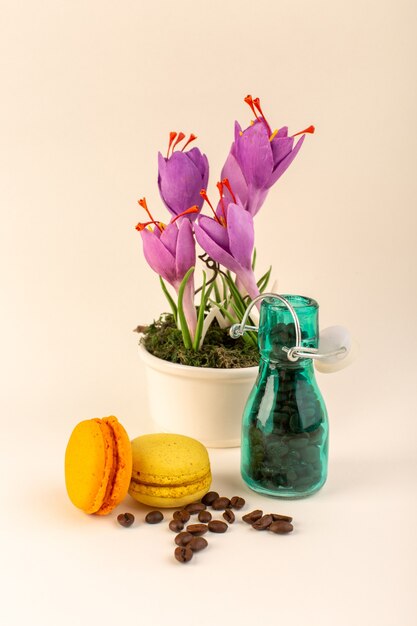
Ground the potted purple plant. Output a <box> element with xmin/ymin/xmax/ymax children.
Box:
<box><xmin>135</xmin><ymin>95</ymin><xmax>314</xmax><ymax>447</ymax></box>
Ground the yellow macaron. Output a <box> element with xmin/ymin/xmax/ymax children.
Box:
<box><xmin>128</xmin><ymin>433</ymin><xmax>212</xmax><ymax>508</ymax></box>
<box><xmin>65</xmin><ymin>416</ymin><xmax>132</xmax><ymax>515</ymax></box>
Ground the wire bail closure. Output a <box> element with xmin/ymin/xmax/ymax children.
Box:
<box><xmin>229</xmin><ymin>292</ymin><xmax>347</xmax><ymax>363</ymax></box>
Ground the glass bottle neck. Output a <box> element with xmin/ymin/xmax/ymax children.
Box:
<box><xmin>259</xmin><ymin>354</ymin><xmax>315</xmax><ymax>373</ymax></box>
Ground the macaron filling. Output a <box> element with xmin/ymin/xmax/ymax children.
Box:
<box><xmin>95</xmin><ymin>419</ymin><xmax>119</xmax><ymax>515</ymax></box>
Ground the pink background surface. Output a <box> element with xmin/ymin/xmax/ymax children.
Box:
<box><xmin>1</xmin><ymin>1</ymin><xmax>416</xmax><ymax>624</ymax></box>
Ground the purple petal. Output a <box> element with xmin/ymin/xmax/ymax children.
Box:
<box><xmin>175</xmin><ymin>219</ymin><xmax>196</xmax><ymax>280</ymax></box>
<box><xmin>158</xmin><ymin>151</ymin><xmax>205</xmax><ymax>216</ymax></box>
<box><xmin>220</xmin><ymin>151</ymin><xmax>249</xmax><ymax>209</ymax></box>
<box><xmin>269</xmin><ymin>135</ymin><xmax>305</xmax><ymax>186</ymax></box>
<box><xmin>277</xmin><ymin>127</ymin><xmax>288</xmax><ymax>137</ymax></box>
<box><xmin>234</xmin><ymin>120</ymin><xmax>242</xmax><ymax>146</ymax></box>
<box><xmin>140</xmin><ymin>229</ymin><xmax>176</xmax><ymax>285</ymax></box>
<box><xmin>198</xmin><ymin>215</ymin><xmax>230</xmax><ymax>251</ymax></box>
<box><xmin>194</xmin><ymin>224</ymin><xmax>241</xmax><ymax>275</ymax></box>
<box><xmin>270</xmin><ymin>136</ymin><xmax>294</xmax><ymax>167</ymax></box>
<box><xmin>227</xmin><ymin>204</ymin><xmax>254</xmax><ymax>270</ymax></box>
<box><xmin>235</xmin><ymin>122</ymin><xmax>274</xmax><ymax>188</ymax></box>
<box><xmin>185</xmin><ymin>148</ymin><xmax>209</xmax><ymax>182</ymax></box>
<box><xmin>235</xmin><ymin>267</ymin><xmax>260</xmax><ymax>301</ymax></box>
<box><xmin>159</xmin><ymin>222</ymin><xmax>178</xmax><ymax>257</ymax></box>
<box><xmin>246</xmin><ymin>185</ymin><xmax>269</xmax><ymax>216</ymax></box>
<box><xmin>201</xmin><ymin>153</ymin><xmax>209</xmax><ymax>192</ymax></box>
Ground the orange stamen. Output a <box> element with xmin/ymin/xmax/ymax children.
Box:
<box><xmin>200</xmin><ymin>188</ymin><xmax>220</xmax><ymax>223</ymax></box>
<box><xmin>170</xmin><ymin>206</ymin><xmax>199</xmax><ymax>223</ymax></box>
<box><xmin>181</xmin><ymin>133</ymin><xmax>197</xmax><ymax>151</ymax></box>
<box><xmin>167</xmin><ymin>132</ymin><xmax>177</xmax><ymax>158</ymax></box>
<box><xmin>171</xmin><ymin>131</ymin><xmax>186</xmax><ymax>153</ymax></box>
<box><xmin>244</xmin><ymin>94</ymin><xmax>260</xmax><ymax>120</ymax></box>
<box><xmin>292</xmin><ymin>125</ymin><xmax>315</xmax><ymax>138</ymax></box>
<box><xmin>253</xmin><ymin>97</ymin><xmax>271</xmax><ymax>135</ymax></box>
<box><xmin>222</xmin><ymin>178</ymin><xmax>237</xmax><ymax>204</ymax></box>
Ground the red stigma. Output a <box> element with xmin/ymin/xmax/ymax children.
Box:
<box><xmin>135</xmin><ymin>220</ymin><xmax>164</xmax><ymax>232</ymax></box>
<box><xmin>171</xmin><ymin>132</ymin><xmax>186</xmax><ymax>153</ymax></box>
<box><xmin>137</xmin><ymin>198</ymin><xmax>163</xmax><ymax>232</ymax></box>
<box><xmin>253</xmin><ymin>97</ymin><xmax>272</xmax><ymax>135</ymax></box>
<box><xmin>292</xmin><ymin>125</ymin><xmax>315</xmax><ymax>138</ymax></box>
<box><xmin>216</xmin><ymin>181</ymin><xmax>228</xmax><ymax>226</ymax></box>
<box><xmin>138</xmin><ymin>197</ymin><xmax>153</xmax><ymax>221</ymax></box>
<box><xmin>244</xmin><ymin>94</ymin><xmax>260</xmax><ymax>120</ymax></box>
<box><xmin>200</xmin><ymin>189</ymin><xmax>221</xmax><ymax>223</ymax></box>
<box><xmin>221</xmin><ymin>178</ymin><xmax>236</xmax><ymax>204</ymax></box>
<box><xmin>170</xmin><ymin>206</ymin><xmax>199</xmax><ymax>223</ymax></box>
<box><xmin>181</xmin><ymin>133</ymin><xmax>197</xmax><ymax>151</ymax></box>
<box><xmin>167</xmin><ymin>132</ymin><xmax>177</xmax><ymax>158</ymax></box>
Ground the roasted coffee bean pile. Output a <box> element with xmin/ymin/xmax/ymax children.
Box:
<box><xmin>245</xmin><ymin>323</ymin><xmax>327</xmax><ymax>494</ymax></box>
<box><xmin>116</xmin><ymin>491</ymin><xmax>294</xmax><ymax>564</ymax></box>
<box><xmin>169</xmin><ymin>491</ymin><xmax>239</xmax><ymax>563</ymax></box>
<box><xmin>242</xmin><ymin>509</ymin><xmax>293</xmax><ymax>534</ymax></box>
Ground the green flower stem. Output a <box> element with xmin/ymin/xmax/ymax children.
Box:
<box><xmin>177</xmin><ymin>267</ymin><xmax>195</xmax><ymax>349</ymax></box>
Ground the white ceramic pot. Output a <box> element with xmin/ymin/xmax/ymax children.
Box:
<box><xmin>139</xmin><ymin>344</ymin><xmax>258</xmax><ymax>448</ymax></box>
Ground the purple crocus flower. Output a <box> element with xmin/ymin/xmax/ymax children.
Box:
<box><xmin>136</xmin><ymin>199</ymin><xmax>198</xmax><ymax>339</ymax></box>
<box><xmin>220</xmin><ymin>95</ymin><xmax>314</xmax><ymax>216</ymax></box>
<box><xmin>158</xmin><ymin>132</ymin><xmax>209</xmax><ymax>221</ymax></box>
<box><xmin>194</xmin><ymin>196</ymin><xmax>260</xmax><ymax>302</ymax></box>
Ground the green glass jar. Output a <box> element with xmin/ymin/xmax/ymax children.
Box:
<box><xmin>240</xmin><ymin>295</ymin><xmax>329</xmax><ymax>498</ymax></box>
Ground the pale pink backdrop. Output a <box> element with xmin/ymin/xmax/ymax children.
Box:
<box><xmin>1</xmin><ymin>1</ymin><xmax>416</xmax><ymax>625</ymax></box>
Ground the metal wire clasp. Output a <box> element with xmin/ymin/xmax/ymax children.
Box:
<box><xmin>229</xmin><ymin>292</ymin><xmax>347</xmax><ymax>363</ymax></box>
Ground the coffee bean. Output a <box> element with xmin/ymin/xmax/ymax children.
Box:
<box><xmin>173</xmin><ymin>510</ymin><xmax>191</xmax><ymax>523</ymax></box>
<box><xmin>223</xmin><ymin>509</ymin><xmax>235</xmax><ymax>524</ymax></box>
<box><xmin>189</xmin><ymin>536</ymin><xmax>208</xmax><ymax>552</ymax></box>
<box><xmin>186</xmin><ymin>523</ymin><xmax>208</xmax><ymax>536</ymax></box>
<box><xmin>145</xmin><ymin>510</ymin><xmax>164</xmax><ymax>524</ymax></box>
<box><xmin>271</xmin><ymin>514</ymin><xmax>293</xmax><ymax>523</ymax></box>
<box><xmin>230</xmin><ymin>496</ymin><xmax>245</xmax><ymax>510</ymax></box>
<box><xmin>185</xmin><ymin>502</ymin><xmax>207</xmax><ymax>514</ymax></box>
<box><xmin>174</xmin><ymin>546</ymin><xmax>193</xmax><ymax>563</ymax></box>
<box><xmin>175</xmin><ymin>532</ymin><xmax>193</xmax><ymax>546</ymax></box>
<box><xmin>252</xmin><ymin>514</ymin><xmax>273</xmax><ymax>530</ymax></box>
<box><xmin>198</xmin><ymin>510</ymin><xmax>212</xmax><ymax>523</ymax></box>
<box><xmin>269</xmin><ymin>521</ymin><xmax>294</xmax><ymax>534</ymax></box>
<box><xmin>169</xmin><ymin>519</ymin><xmax>184</xmax><ymax>533</ymax></box>
<box><xmin>211</xmin><ymin>497</ymin><xmax>231</xmax><ymax>510</ymax></box>
<box><xmin>242</xmin><ymin>510</ymin><xmax>263</xmax><ymax>524</ymax></box>
<box><xmin>117</xmin><ymin>512</ymin><xmax>135</xmax><ymax>527</ymax></box>
<box><xmin>208</xmin><ymin>520</ymin><xmax>228</xmax><ymax>533</ymax></box>
<box><xmin>302</xmin><ymin>445</ymin><xmax>321</xmax><ymax>464</ymax></box>
<box><xmin>288</xmin><ymin>436</ymin><xmax>309</xmax><ymax>450</ymax></box>
<box><xmin>202</xmin><ymin>491</ymin><xmax>219</xmax><ymax>506</ymax></box>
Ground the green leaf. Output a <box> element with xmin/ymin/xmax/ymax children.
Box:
<box><xmin>159</xmin><ymin>277</ymin><xmax>178</xmax><ymax>324</ymax></box>
<box><xmin>177</xmin><ymin>267</ymin><xmax>194</xmax><ymax>349</ymax></box>
<box><xmin>208</xmin><ymin>299</ymin><xmax>238</xmax><ymax>325</ymax></box>
<box><xmin>224</xmin><ymin>272</ymin><xmax>247</xmax><ymax>317</ymax></box>
<box><xmin>193</xmin><ymin>272</ymin><xmax>215</xmax><ymax>351</ymax></box>
<box><xmin>220</xmin><ymin>273</ymin><xmax>228</xmax><ymax>302</ymax></box>
<box><xmin>257</xmin><ymin>266</ymin><xmax>272</xmax><ymax>293</ymax></box>
<box><xmin>213</xmin><ymin>276</ymin><xmax>221</xmax><ymax>303</ymax></box>
<box><xmin>252</xmin><ymin>247</ymin><xmax>257</xmax><ymax>271</ymax></box>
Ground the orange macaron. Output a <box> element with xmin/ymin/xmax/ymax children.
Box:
<box><xmin>65</xmin><ymin>416</ymin><xmax>132</xmax><ymax>515</ymax></box>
